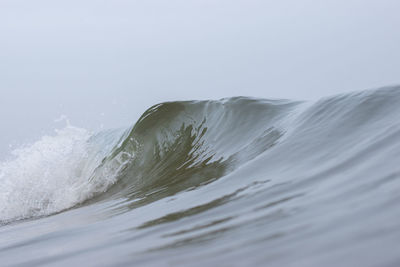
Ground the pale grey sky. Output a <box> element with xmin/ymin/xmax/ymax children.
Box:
<box><xmin>1</xmin><ymin>0</ymin><xmax>399</xmax><ymax>156</ymax></box>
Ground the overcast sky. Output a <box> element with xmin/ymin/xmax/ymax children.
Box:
<box><xmin>0</xmin><ymin>0</ymin><xmax>399</xmax><ymax>156</ymax></box>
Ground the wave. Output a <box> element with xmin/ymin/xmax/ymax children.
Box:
<box><xmin>1</xmin><ymin>86</ymin><xmax>400</xmax><ymax>223</ymax></box>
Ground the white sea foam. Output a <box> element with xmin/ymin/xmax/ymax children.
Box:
<box><xmin>0</xmin><ymin>126</ymin><xmax>113</xmax><ymax>222</ymax></box>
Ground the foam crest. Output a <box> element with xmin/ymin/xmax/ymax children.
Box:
<box><xmin>0</xmin><ymin>126</ymin><xmax>101</xmax><ymax>222</ymax></box>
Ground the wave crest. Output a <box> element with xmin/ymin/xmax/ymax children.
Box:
<box><xmin>2</xmin><ymin>87</ymin><xmax>400</xmax><ymax>223</ymax></box>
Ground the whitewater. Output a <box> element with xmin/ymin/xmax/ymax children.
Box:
<box><xmin>1</xmin><ymin>87</ymin><xmax>400</xmax><ymax>266</ymax></box>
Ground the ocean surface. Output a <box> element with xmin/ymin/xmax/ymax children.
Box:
<box><xmin>1</xmin><ymin>87</ymin><xmax>400</xmax><ymax>266</ymax></box>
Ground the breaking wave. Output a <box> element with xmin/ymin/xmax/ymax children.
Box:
<box><xmin>1</xmin><ymin>87</ymin><xmax>400</xmax><ymax>229</ymax></box>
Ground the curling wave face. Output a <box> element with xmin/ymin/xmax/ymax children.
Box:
<box><xmin>0</xmin><ymin>97</ymin><xmax>300</xmax><ymax>222</ymax></box>
<box><xmin>1</xmin><ymin>87</ymin><xmax>400</xmax><ymax>266</ymax></box>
